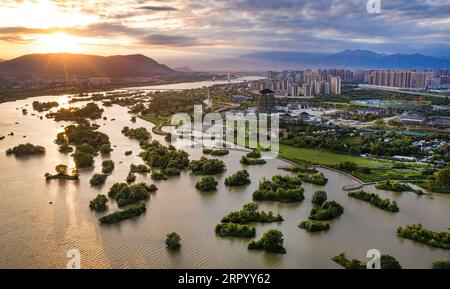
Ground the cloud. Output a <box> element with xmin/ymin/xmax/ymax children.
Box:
<box><xmin>0</xmin><ymin>0</ymin><xmax>449</xmax><ymax>58</ymax></box>
<box><xmin>138</xmin><ymin>5</ymin><xmax>177</xmax><ymax>11</ymax></box>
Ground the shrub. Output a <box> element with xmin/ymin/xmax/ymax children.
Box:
<box><xmin>108</xmin><ymin>182</ymin><xmax>153</xmax><ymax>207</ymax></box>
<box><xmin>312</xmin><ymin>190</ymin><xmax>327</xmax><ymax>206</ymax></box>
<box><xmin>210</xmin><ymin>149</ymin><xmax>229</xmax><ymax>156</ymax></box>
<box><xmin>298</xmin><ymin>220</ymin><xmax>330</xmax><ymax>232</ymax></box>
<box><xmin>73</xmin><ymin>151</ymin><xmax>94</xmax><ymax>168</ymax></box>
<box><xmin>221</xmin><ymin>202</ymin><xmax>283</xmax><ymax>224</ymax></box>
<box><xmin>190</xmin><ymin>157</ymin><xmax>225</xmax><ymax>175</ymax></box>
<box><xmin>224</xmin><ymin>170</ymin><xmax>251</xmax><ymax>186</ymax></box>
<box><xmin>195</xmin><ymin>176</ymin><xmax>218</xmax><ymax>192</ymax></box>
<box><xmin>151</xmin><ymin>171</ymin><xmax>167</xmax><ymax>180</ymax></box>
<box><xmin>99</xmin><ymin>203</ymin><xmax>146</xmax><ymax>224</ymax></box>
<box><xmin>309</xmin><ymin>201</ymin><xmax>344</xmax><ymax>221</ymax></box>
<box><xmin>215</xmin><ymin>223</ymin><xmax>256</xmax><ymax>238</ymax></box>
<box><xmin>89</xmin><ymin>194</ymin><xmax>108</xmax><ymax>212</ymax></box>
<box><xmin>240</xmin><ymin>156</ymin><xmax>266</xmax><ymax>165</ymax></box>
<box><xmin>397</xmin><ymin>224</ymin><xmax>450</xmax><ymax>250</ymax></box>
<box><xmin>348</xmin><ymin>190</ymin><xmax>399</xmax><ymax>212</ymax></box>
<box><xmin>248</xmin><ymin>229</ymin><xmax>286</xmax><ymax>254</ymax></box>
<box><xmin>102</xmin><ymin>160</ymin><xmax>115</xmax><ymax>174</ymax></box>
<box><xmin>130</xmin><ymin>164</ymin><xmax>150</xmax><ymax>173</ymax></box>
<box><xmin>166</xmin><ymin>232</ymin><xmax>181</xmax><ymax>250</ymax></box>
<box><xmin>126</xmin><ymin>172</ymin><xmax>136</xmax><ymax>184</ymax></box>
<box><xmin>6</xmin><ymin>143</ymin><xmax>45</xmax><ymax>156</ymax></box>
<box><xmin>90</xmin><ymin>173</ymin><xmax>108</xmax><ymax>186</ymax></box>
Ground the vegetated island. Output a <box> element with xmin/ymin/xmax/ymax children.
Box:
<box><xmin>6</xmin><ymin>143</ymin><xmax>45</xmax><ymax>156</ymax></box>
<box><xmin>397</xmin><ymin>224</ymin><xmax>450</xmax><ymax>250</ymax></box>
<box><xmin>375</xmin><ymin>180</ymin><xmax>424</xmax><ymax>195</ymax></box>
<box><xmin>99</xmin><ymin>203</ymin><xmax>146</xmax><ymax>224</ymax></box>
<box><xmin>248</xmin><ymin>229</ymin><xmax>286</xmax><ymax>254</ymax></box>
<box><xmin>45</xmin><ymin>164</ymin><xmax>79</xmax><ymax>180</ymax></box>
<box><xmin>348</xmin><ymin>190</ymin><xmax>399</xmax><ymax>212</ymax></box>
<box><xmin>253</xmin><ymin>175</ymin><xmax>304</xmax><ymax>203</ymax></box>
<box><xmin>195</xmin><ymin>176</ymin><xmax>218</xmax><ymax>192</ymax></box>
<box><xmin>108</xmin><ymin>182</ymin><xmax>157</xmax><ymax>207</ymax></box>
<box><xmin>215</xmin><ymin>223</ymin><xmax>256</xmax><ymax>238</ymax></box>
<box><xmin>89</xmin><ymin>194</ymin><xmax>108</xmax><ymax>212</ymax></box>
<box><xmin>190</xmin><ymin>156</ymin><xmax>226</xmax><ymax>175</ymax></box>
<box><xmin>224</xmin><ymin>170</ymin><xmax>251</xmax><ymax>186</ymax></box>
<box><xmin>221</xmin><ymin>202</ymin><xmax>283</xmax><ymax>224</ymax></box>
<box><xmin>332</xmin><ymin>252</ymin><xmax>402</xmax><ymax>269</ymax></box>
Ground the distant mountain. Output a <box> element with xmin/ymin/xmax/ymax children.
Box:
<box><xmin>191</xmin><ymin>50</ymin><xmax>450</xmax><ymax>71</ymax></box>
<box><xmin>0</xmin><ymin>53</ymin><xmax>178</xmax><ymax>78</ymax></box>
<box><xmin>174</xmin><ymin>66</ymin><xmax>193</xmax><ymax>72</ymax></box>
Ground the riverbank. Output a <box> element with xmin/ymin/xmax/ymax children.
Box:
<box><xmin>0</xmin><ymin>76</ymin><xmax>212</xmax><ymax>104</ymax></box>
<box><xmin>140</xmin><ymin>115</ymin><xmax>170</xmax><ymax>136</ymax></box>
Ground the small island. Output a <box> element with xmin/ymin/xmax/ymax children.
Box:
<box><xmin>298</xmin><ymin>220</ymin><xmax>330</xmax><ymax>232</ymax></box>
<box><xmin>6</xmin><ymin>143</ymin><xmax>45</xmax><ymax>156</ymax></box>
<box><xmin>376</xmin><ymin>180</ymin><xmax>422</xmax><ymax>194</ymax></box>
<box><xmin>332</xmin><ymin>252</ymin><xmax>402</xmax><ymax>269</ymax></box>
<box><xmin>224</xmin><ymin>170</ymin><xmax>251</xmax><ymax>187</ymax></box>
<box><xmin>45</xmin><ymin>164</ymin><xmax>79</xmax><ymax>180</ymax></box>
<box><xmin>90</xmin><ymin>173</ymin><xmax>108</xmax><ymax>186</ymax></box>
<box><xmin>195</xmin><ymin>176</ymin><xmax>218</xmax><ymax>192</ymax></box>
<box><xmin>221</xmin><ymin>202</ymin><xmax>283</xmax><ymax>224</ymax></box>
<box><xmin>99</xmin><ymin>203</ymin><xmax>146</xmax><ymax>224</ymax></box>
<box><xmin>102</xmin><ymin>160</ymin><xmax>115</xmax><ymax>174</ymax></box>
<box><xmin>240</xmin><ymin>156</ymin><xmax>266</xmax><ymax>165</ymax></box>
<box><xmin>89</xmin><ymin>194</ymin><xmax>108</xmax><ymax>212</ymax></box>
<box><xmin>298</xmin><ymin>172</ymin><xmax>328</xmax><ymax>186</ymax></box>
<box><xmin>108</xmin><ymin>182</ymin><xmax>156</xmax><ymax>207</ymax></box>
<box><xmin>190</xmin><ymin>157</ymin><xmax>225</xmax><ymax>175</ymax></box>
<box><xmin>253</xmin><ymin>175</ymin><xmax>304</xmax><ymax>203</ymax></box>
<box><xmin>248</xmin><ymin>229</ymin><xmax>286</xmax><ymax>254</ymax></box>
<box><xmin>215</xmin><ymin>223</ymin><xmax>256</xmax><ymax>238</ymax></box>
<box><xmin>166</xmin><ymin>232</ymin><xmax>181</xmax><ymax>250</ymax></box>
<box><xmin>397</xmin><ymin>224</ymin><xmax>450</xmax><ymax>250</ymax></box>
<box><xmin>348</xmin><ymin>190</ymin><xmax>399</xmax><ymax>212</ymax></box>
<box><xmin>309</xmin><ymin>201</ymin><xmax>344</xmax><ymax>221</ymax></box>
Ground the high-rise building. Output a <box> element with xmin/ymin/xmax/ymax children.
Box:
<box><xmin>330</xmin><ymin>76</ymin><xmax>341</xmax><ymax>94</ymax></box>
<box><xmin>259</xmin><ymin>89</ymin><xmax>276</xmax><ymax>112</ymax></box>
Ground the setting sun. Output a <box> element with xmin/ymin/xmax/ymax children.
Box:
<box><xmin>36</xmin><ymin>33</ymin><xmax>83</xmax><ymax>53</ymax></box>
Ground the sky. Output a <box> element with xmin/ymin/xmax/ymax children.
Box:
<box><xmin>0</xmin><ymin>0</ymin><xmax>449</xmax><ymax>66</ymax></box>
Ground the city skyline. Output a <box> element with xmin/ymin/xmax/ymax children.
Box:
<box><xmin>0</xmin><ymin>0</ymin><xmax>449</xmax><ymax>66</ymax></box>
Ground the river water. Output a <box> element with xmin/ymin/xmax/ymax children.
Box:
<box><xmin>0</xmin><ymin>79</ymin><xmax>449</xmax><ymax>268</ymax></box>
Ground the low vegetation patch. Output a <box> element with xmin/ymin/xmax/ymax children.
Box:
<box><xmin>397</xmin><ymin>224</ymin><xmax>450</xmax><ymax>250</ymax></box>
<box><xmin>99</xmin><ymin>203</ymin><xmax>146</xmax><ymax>224</ymax></box>
<box><xmin>348</xmin><ymin>190</ymin><xmax>399</xmax><ymax>212</ymax></box>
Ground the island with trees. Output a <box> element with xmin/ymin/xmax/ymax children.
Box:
<box><xmin>203</xmin><ymin>148</ymin><xmax>229</xmax><ymax>156</ymax></box>
<box><xmin>99</xmin><ymin>203</ymin><xmax>146</xmax><ymax>224</ymax></box>
<box><xmin>48</xmin><ymin>102</ymin><xmax>104</xmax><ymax>121</ymax></box>
<box><xmin>190</xmin><ymin>157</ymin><xmax>226</xmax><ymax>175</ymax></box>
<box><xmin>108</xmin><ymin>182</ymin><xmax>156</xmax><ymax>207</ymax></box>
<box><xmin>397</xmin><ymin>224</ymin><xmax>450</xmax><ymax>250</ymax></box>
<box><xmin>298</xmin><ymin>172</ymin><xmax>328</xmax><ymax>186</ymax></box>
<box><xmin>102</xmin><ymin>160</ymin><xmax>115</xmax><ymax>174</ymax></box>
<box><xmin>332</xmin><ymin>252</ymin><xmax>402</xmax><ymax>269</ymax></box>
<box><xmin>90</xmin><ymin>173</ymin><xmax>108</xmax><ymax>186</ymax></box>
<box><xmin>140</xmin><ymin>141</ymin><xmax>190</xmax><ymax>179</ymax></box>
<box><xmin>221</xmin><ymin>202</ymin><xmax>283</xmax><ymax>224</ymax></box>
<box><xmin>166</xmin><ymin>232</ymin><xmax>181</xmax><ymax>250</ymax></box>
<box><xmin>195</xmin><ymin>176</ymin><xmax>218</xmax><ymax>192</ymax></box>
<box><xmin>89</xmin><ymin>194</ymin><xmax>108</xmax><ymax>212</ymax></box>
<box><xmin>45</xmin><ymin>164</ymin><xmax>79</xmax><ymax>180</ymax></box>
<box><xmin>348</xmin><ymin>190</ymin><xmax>399</xmax><ymax>212</ymax></box>
<box><xmin>298</xmin><ymin>220</ymin><xmax>330</xmax><ymax>232</ymax></box>
<box><xmin>309</xmin><ymin>201</ymin><xmax>344</xmax><ymax>221</ymax></box>
<box><xmin>224</xmin><ymin>170</ymin><xmax>251</xmax><ymax>187</ymax></box>
<box><xmin>32</xmin><ymin>101</ymin><xmax>59</xmax><ymax>112</ymax></box>
<box><xmin>6</xmin><ymin>143</ymin><xmax>45</xmax><ymax>156</ymax></box>
<box><xmin>121</xmin><ymin>126</ymin><xmax>151</xmax><ymax>141</ymax></box>
<box><xmin>253</xmin><ymin>175</ymin><xmax>304</xmax><ymax>203</ymax></box>
<box><xmin>248</xmin><ymin>229</ymin><xmax>286</xmax><ymax>254</ymax></box>
<box><xmin>375</xmin><ymin>180</ymin><xmax>423</xmax><ymax>194</ymax></box>
<box><xmin>240</xmin><ymin>156</ymin><xmax>267</xmax><ymax>165</ymax></box>
<box><xmin>215</xmin><ymin>223</ymin><xmax>256</xmax><ymax>238</ymax></box>
<box><xmin>311</xmin><ymin>190</ymin><xmax>327</xmax><ymax>206</ymax></box>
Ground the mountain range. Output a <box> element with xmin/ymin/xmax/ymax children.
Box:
<box><xmin>0</xmin><ymin>53</ymin><xmax>177</xmax><ymax>78</ymax></box>
<box><xmin>191</xmin><ymin>50</ymin><xmax>450</xmax><ymax>71</ymax></box>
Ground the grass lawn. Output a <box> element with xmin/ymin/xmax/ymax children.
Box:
<box><xmin>140</xmin><ymin>115</ymin><xmax>170</xmax><ymax>135</ymax></box>
<box><xmin>279</xmin><ymin>144</ymin><xmax>390</xmax><ymax>167</ymax></box>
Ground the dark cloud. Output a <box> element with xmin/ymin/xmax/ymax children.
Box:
<box><xmin>141</xmin><ymin>34</ymin><xmax>199</xmax><ymax>46</ymax></box>
<box><xmin>138</xmin><ymin>5</ymin><xmax>177</xmax><ymax>11</ymax></box>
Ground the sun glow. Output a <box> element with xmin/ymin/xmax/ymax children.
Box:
<box><xmin>36</xmin><ymin>33</ymin><xmax>83</xmax><ymax>53</ymax></box>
